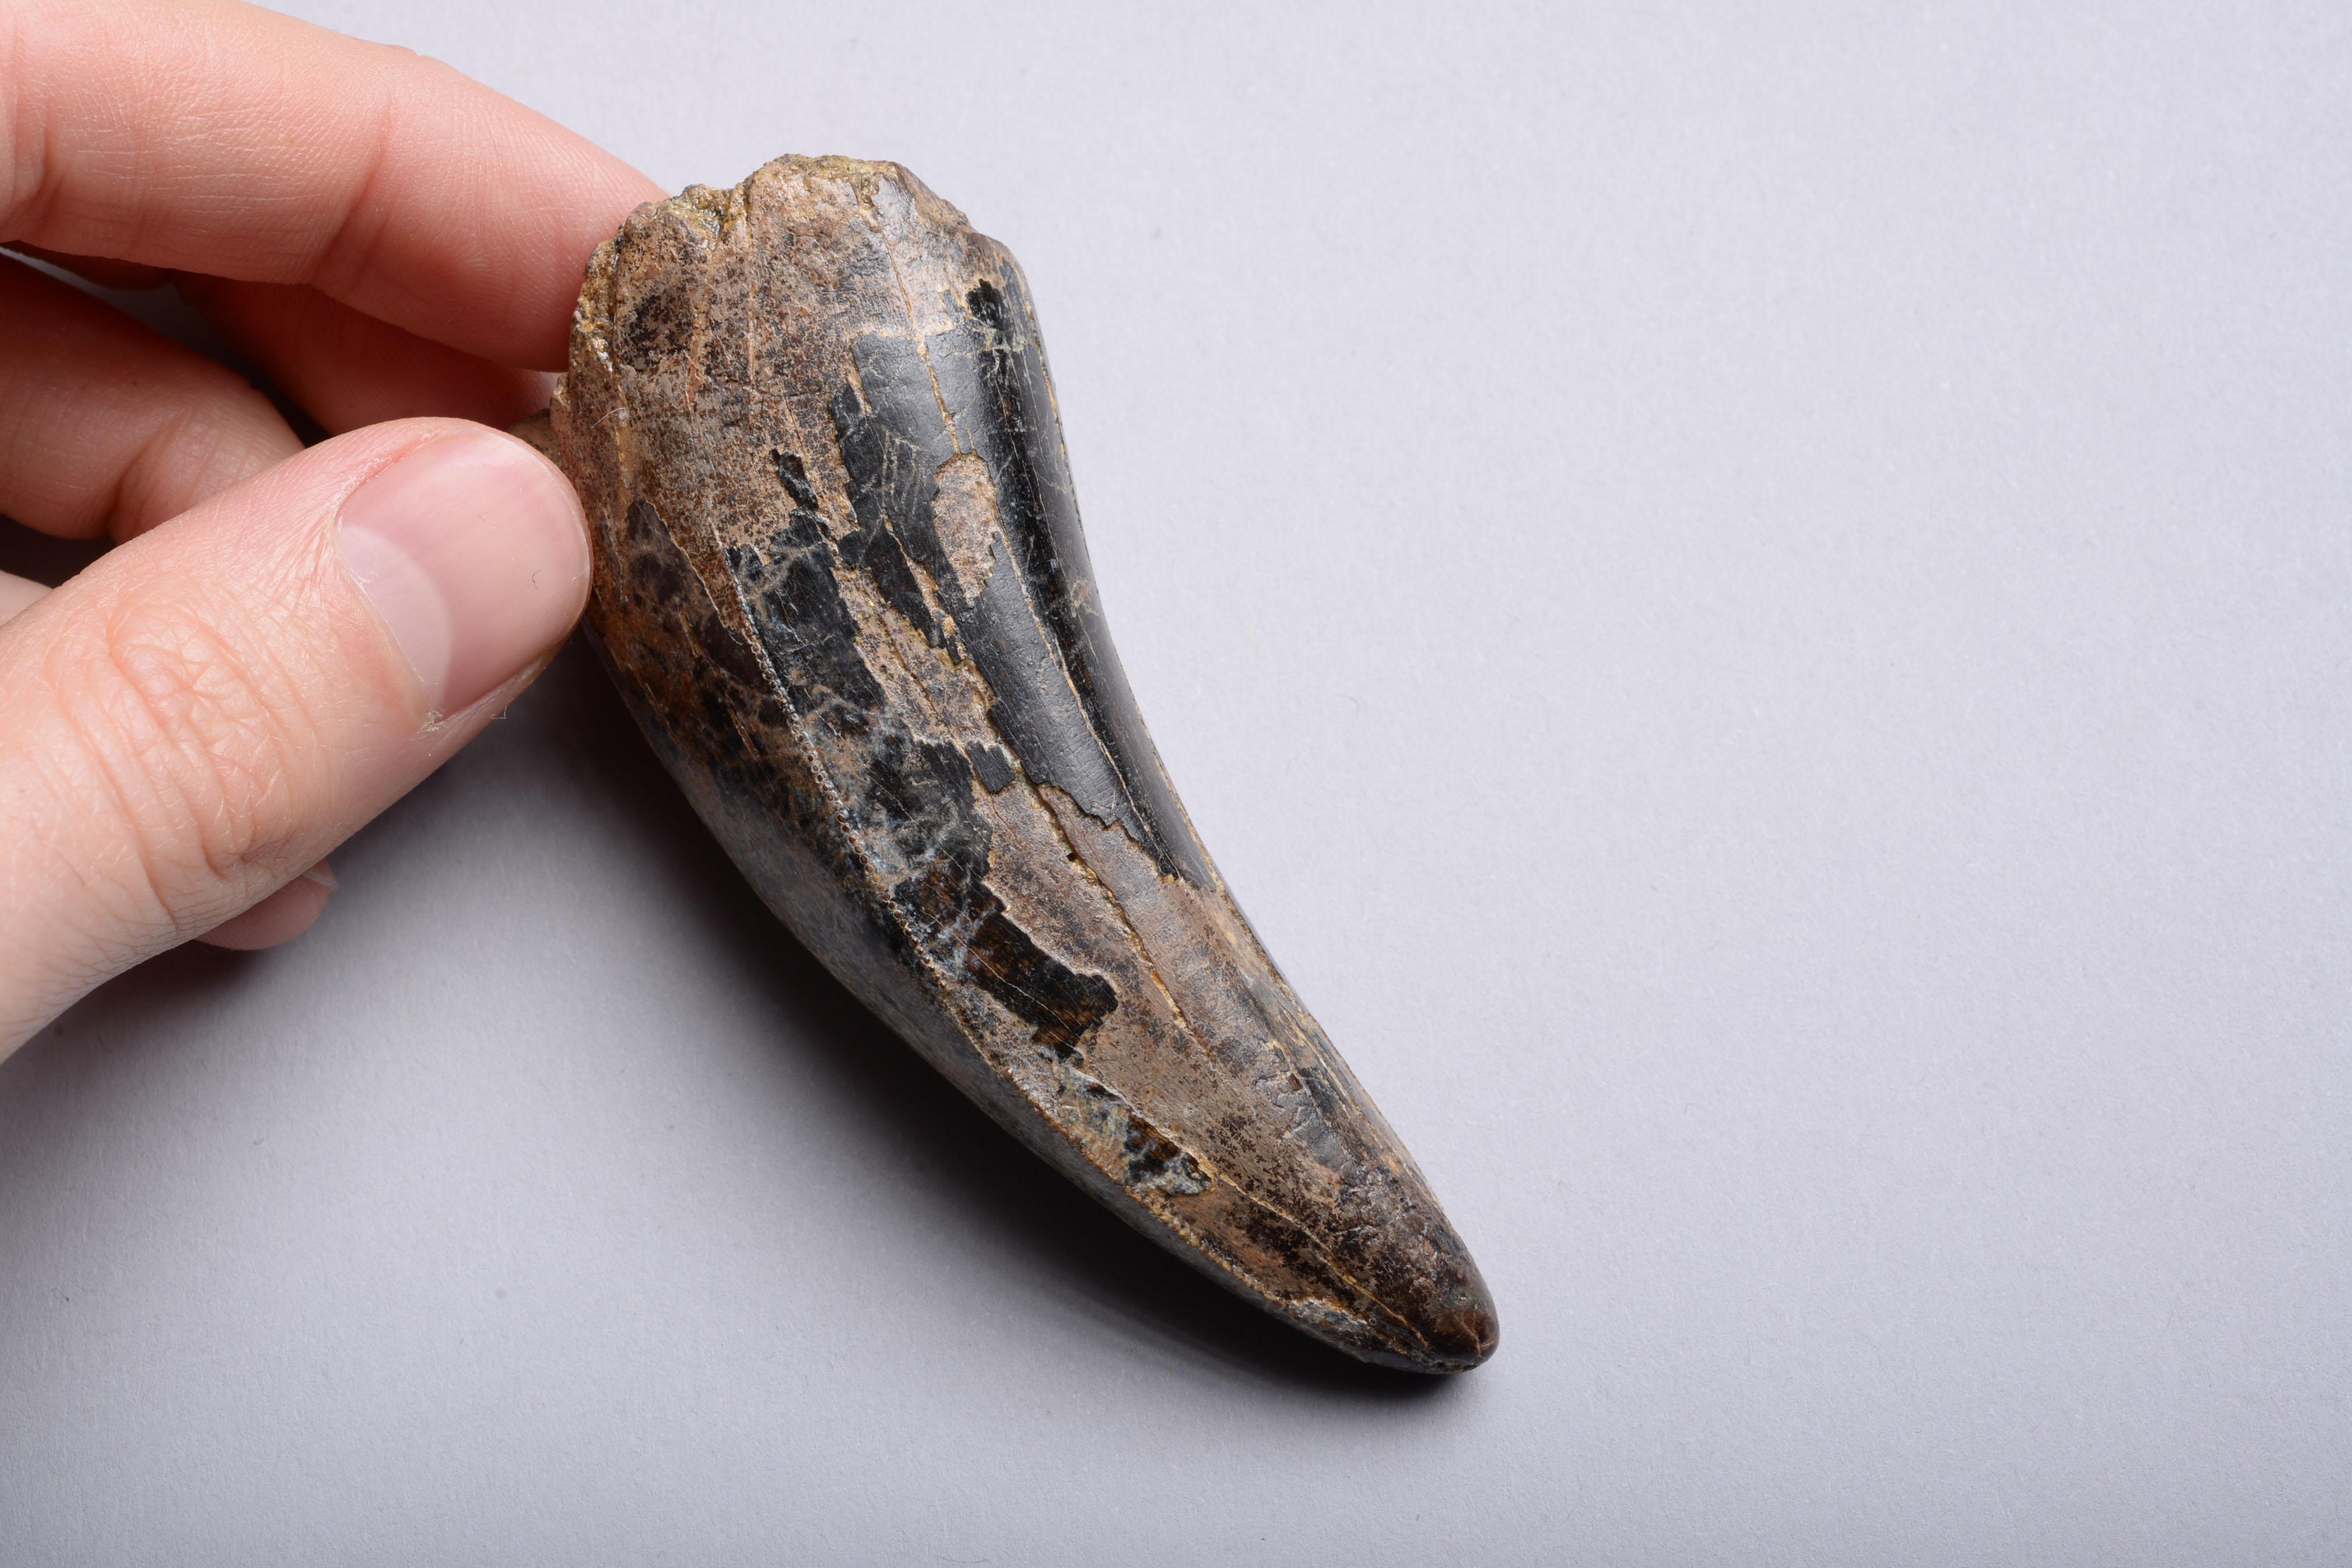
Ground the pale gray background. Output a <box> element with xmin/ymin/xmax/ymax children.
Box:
<box><xmin>2</xmin><ymin>2</ymin><xmax>2347</xmax><ymax>1562</ymax></box>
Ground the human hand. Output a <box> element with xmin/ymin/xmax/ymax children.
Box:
<box><xmin>0</xmin><ymin>0</ymin><xmax>663</xmax><ymax>1055</ymax></box>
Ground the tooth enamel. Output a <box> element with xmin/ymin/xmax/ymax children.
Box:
<box><xmin>545</xmin><ymin>155</ymin><xmax>1499</xmax><ymax>1374</ymax></box>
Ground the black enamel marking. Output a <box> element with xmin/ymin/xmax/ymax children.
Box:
<box><xmin>723</xmin><ymin>493</ymin><xmax>1120</xmax><ymax>1058</ymax></box>
<box><xmin>840</xmin><ymin>521</ymin><xmax>941</xmax><ymax>645</ymax></box>
<box><xmin>725</xmin><ymin>514</ymin><xmax>886</xmax><ymax>726</ymax></box>
<box><xmin>772</xmin><ymin>448</ymin><xmax>821</xmax><ymax>509</ymax></box>
<box><xmin>967</xmin><ymin>743</ymin><xmax>1015</xmax><ymax>793</ymax></box>
<box><xmin>622</xmin><ymin>498</ymin><xmax>692</xmax><ymax>605</ymax></box>
<box><xmin>964</xmin><ymin>907</ymin><xmax>1117</xmax><ymax>1054</ymax></box>
<box><xmin>828</xmin><ymin>309</ymin><xmax>1209</xmax><ymax>883</ymax></box>
<box><xmin>931</xmin><ymin>279</ymin><xmax>1211</xmax><ymax>883</ymax></box>
<box><xmin>1120</xmin><ymin>1111</ymin><xmax>1209</xmax><ymax>1193</ymax></box>
<box><xmin>830</xmin><ymin>348</ymin><xmax>952</xmax><ymax>567</ymax></box>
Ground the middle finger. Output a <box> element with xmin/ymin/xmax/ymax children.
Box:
<box><xmin>181</xmin><ymin>277</ymin><xmax>558</xmax><ymax>436</ymax></box>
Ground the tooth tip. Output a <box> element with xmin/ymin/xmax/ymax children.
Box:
<box><xmin>1343</xmin><ymin>1314</ymin><xmax>1499</xmax><ymax>1375</ymax></box>
<box><xmin>1309</xmin><ymin>1248</ymin><xmax>1499</xmax><ymax>1374</ymax></box>
<box><xmin>1432</xmin><ymin>1306</ymin><xmax>1503</xmax><ymax>1373</ymax></box>
<box><xmin>1401</xmin><ymin>1278</ymin><xmax>1503</xmax><ymax>1374</ymax></box>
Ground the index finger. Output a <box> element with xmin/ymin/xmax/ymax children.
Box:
<box><xmin>0</xmin><ymin>0</ymin><xmax>665</xmax><ymax>368</ymax></box>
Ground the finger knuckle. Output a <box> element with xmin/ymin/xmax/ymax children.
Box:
<box><xmin>113</xmin><ymin>375</ymin><xmax>290</xmax><ymax>531</ymax></box>
<box><xmin>47</xmin><ymin>586</ymin><xmax>322</xmax><ymax>912</ymax></box>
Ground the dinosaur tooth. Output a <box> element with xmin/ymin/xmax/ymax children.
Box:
<box><xmin>544</xmin><ymin>155</ymin><xmax>1498</xmax><ymax>1372</ymax></box>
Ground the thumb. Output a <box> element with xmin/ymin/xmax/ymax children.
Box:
<box><xmin>0</xmin><ymin>418</ymin><xmax>590</xmax><ymax>1054</ymax></box>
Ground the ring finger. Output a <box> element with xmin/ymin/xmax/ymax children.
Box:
<box><xmin>0</xmin><ymin>252</ymin><xmax>301</xmax><ymax>544</ymax></box>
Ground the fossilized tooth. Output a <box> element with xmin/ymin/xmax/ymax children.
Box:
<box><xmin>538</xmin><ymin>154</ymin><xmax>1497</xmax><ymax>1372</ymax></box>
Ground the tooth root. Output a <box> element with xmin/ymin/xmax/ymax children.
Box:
<box><xmin>546</xmin><ymin>155</ymin><xmax>1498</xmax><ymax>1373</ymax></box>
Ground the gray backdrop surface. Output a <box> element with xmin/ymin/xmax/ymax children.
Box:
<box><xmin>3</xmin><ymin>2</ymin><xmax>2349</xmax><ymax>1562</ymax></box>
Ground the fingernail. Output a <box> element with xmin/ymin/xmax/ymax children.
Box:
<box><xmin>336</xmin><ymin>429</ymin><xmax>589</xmax><ymax>717</ymax></box>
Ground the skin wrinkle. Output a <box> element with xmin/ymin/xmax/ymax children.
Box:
<box><xmin>0</xmin><ymin>524</ymin><xmax>377</xmax><ymax>1029</ymax></box>
<box><xmin>16</xmin><ymin>13</ymin><xmax>144</xmax><ymax>256</ymax></box>
<box><xmin>83</xmin><ymin>585</ymin><xmax>313</xmax><ymax>900</ymax></box>
<box><xmin>106</xmin><ymin>402</ymin><xmax>220</xmax><ymax>541</ymax></box>
<box><xmin>124</xmin><ymin>393</ymin><xmax>293</xmax><ymax>532</ymax></box>
<box><xmin>10</xmin><ymin>520</ymin><xmax>362</xmax><ymax>998</ymax></box>
<box><xmin>1</xmin><ymin>772</ymin><xmax>186</xmax><ymax>1040</ymax></box>
<box><xmin>53</xmin><ymin>377</ymin><xmax>283</xmax><ymax>535</ymax></box>
<box><xmin>302</xmin><ymin>62</ymin><xmax>406</xmax><ymax>323</ymax></box>
<box><xmin>8</xmin><ymin>675</ymin><xmax>180</xmax><ymax>981</ymax></box>
<box><xmin>0</xmin><ymin>8</ymin><xmax>59</xmax><ymax>244</ymax></box>
<box><xmin>10</xmin><ymin>482</ymin><xmax>357</xmax><ymax>964</ymax></box>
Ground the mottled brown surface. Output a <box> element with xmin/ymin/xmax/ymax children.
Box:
<box><xmin>547</xmin><ymin>155</ymin><xmax>1496</xmax><ymax>1371</ymax></box>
